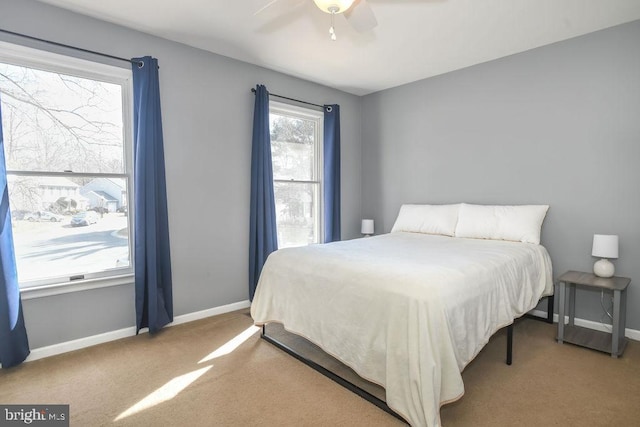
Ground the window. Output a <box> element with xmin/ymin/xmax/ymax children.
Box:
<box><xmin>269</xmin><ymin>102</ymin><xmax>323</xmax><ymax>248</ymax></box>
<box><xmin>0</xmin><ymin>42</ymin><xmax>133</xmax><ymax>290</ymax></box>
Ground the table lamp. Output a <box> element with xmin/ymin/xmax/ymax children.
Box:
<box><xmin>592</xmin><ymin>234</ymin><xmax>618</xmax><ymax>278</ymax></box>
<box><xmin>361</xmin><ymin>219</ymin><xmax>374</xmax><ymax>237</ymax></box>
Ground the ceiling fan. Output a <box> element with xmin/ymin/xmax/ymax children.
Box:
<box><xmin>255</xmin><ymin>0</ymin><xmax>378</xmax><ymax>40</ymax></box>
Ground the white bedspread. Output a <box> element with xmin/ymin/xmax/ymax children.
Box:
<box><xmin>251</xmin><ymin>232</ymin><xmax>553</xmax><ymax>427</ymax></box>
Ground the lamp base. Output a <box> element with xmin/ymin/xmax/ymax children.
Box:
<box><xmin>593</xmin><ymin>258</ymin><xmax>615</xmax><ymax>278</ymax></box>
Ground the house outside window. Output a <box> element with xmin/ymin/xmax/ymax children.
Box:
<box><xmin>0</xmin><ymin>42</ymin><xmax>133</xmax><ymax>291</ymax></box>
<box><xmin>269</xmin><ymin>101</ymin><xmax>323</xmax><ymax>248</ymax></box>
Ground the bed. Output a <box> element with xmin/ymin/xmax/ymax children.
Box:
<box><xmin>251</xmin><ymin>203</ymin><xmax>553</xmax><ymax>426</ymax></box>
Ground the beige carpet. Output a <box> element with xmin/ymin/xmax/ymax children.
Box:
<box><xmin>1</xmin><ymin>309</ymin><xmax>639</xmax><ymax>426</ymax></box>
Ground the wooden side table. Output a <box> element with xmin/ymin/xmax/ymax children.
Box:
<box><xmin>557</xmin><ymin>270</ymin><xmax>630</xmax><ymax>358</ymax></box>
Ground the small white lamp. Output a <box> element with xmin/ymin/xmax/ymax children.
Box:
<box><xmin>592</xmin><ymin>234</ymin><xmax>618</xmax><ymax>278</ymax></box>
<box><xmin>361</xmin><ymin>219</ymin><xmax>374</xmax><ymax>237</ymax></box>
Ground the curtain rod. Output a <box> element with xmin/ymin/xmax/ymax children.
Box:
<box><xmin>251</xmin><ymin>87</ymin><xmax>324</xmax><ymax>109</ymax></box>
<box><xmin>0</xmin><ymin>28</ymin><xmax>142</xmax><ymax>67</ymax></box>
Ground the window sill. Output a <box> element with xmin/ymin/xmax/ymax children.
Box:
<box><xmin>20</xmin><ymin>274</ymin><xmax>134</xmax><ymax>300</ymax></box>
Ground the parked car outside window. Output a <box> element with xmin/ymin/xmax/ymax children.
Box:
<box><xmin>11</xmin><ymin>210</ymin><xmax>30</xmax><ymax>220</ymax></box>
<box><xmin>23</xmin><ymin>211</ymin><xmax>65</xmax><ymax>222</ymax></box>
<box><xmin>70</xmin><ymin>211</ymin><xmax>99</xmax><ymax>227</ymax></box>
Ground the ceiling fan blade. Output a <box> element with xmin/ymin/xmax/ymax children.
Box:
<box><xmin>344</xmin><ymin>0</ymin><xmax>378</xmax><ymax>32</ymax></box>
<box><xmin>255</xmin><ymin>0</ymin><xmax>307</xmax><ymax>17</ymax></box>
<box><xmin>253</xmin><ymin>0</ymin><xmax>282</xmax><ymax>16</ymax></box>
<box><xmin>254</xmin><ymin>0</ymin><xmax>309</xmax><ymax>34</ymax></box>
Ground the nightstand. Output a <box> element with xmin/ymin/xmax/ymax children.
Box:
<box><xmin>557</xmin><ymin>270</ymin><xmax>630</xmax><ymax>358</ymax></box>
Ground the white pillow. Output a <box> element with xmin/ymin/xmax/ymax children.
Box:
<box><xmin>454</xmin><ymin>203</ymin><xmax>549</xmax><ymax>244</ymax></box>
<box><xmin>391</xmin><ymin>204</ymin><xmax>460</xmax><ymax>236</ymax></box>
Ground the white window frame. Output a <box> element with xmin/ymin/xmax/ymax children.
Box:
<box><xmin>269</xmin><ymin>101</ymin><xmax>324</xmax><ymax>246</ymax></box>
<box><xmin>0</xmin><ymin>41</ymin><xmax>134</xmax><ymax>298</ymax></box>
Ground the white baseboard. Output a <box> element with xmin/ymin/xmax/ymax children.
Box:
<box><xmin>529</xmin><ymin>309</ymin><xmax>640</xmax><ymax>341</ymax></box>
<box><xmin>26</xmin><ymin>300</ymin><xmax>251</xmax><ymax>363</ymax></box>
<box><xmin>18</xmin><ymin>303</ymin><xmax>638</xmax><ymax>365</ymax></box>
<box><xmin>167</xmin><ymin>300</ymin><xmax>251</xmax><ymax>326</ymax></box>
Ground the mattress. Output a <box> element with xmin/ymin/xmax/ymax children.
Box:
<box><xmin>251</xmin><ymin>232</ymin><xmax>553</xmax><ymax>426</ymax></box>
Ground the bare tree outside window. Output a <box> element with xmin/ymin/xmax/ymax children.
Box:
<box><xmin>1</xmin><ymin>64</ymin><xmax>123</xmax><ymax>172</ymax></box>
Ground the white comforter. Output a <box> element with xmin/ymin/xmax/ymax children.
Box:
<box><xmin>251</xmin><ymin>232</ymin><xmax>553</xmax><ymax>427</ymax></box>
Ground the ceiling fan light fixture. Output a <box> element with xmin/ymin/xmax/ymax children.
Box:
<box><xmin>313</xmin><ymin>0</ymin><xmax>355</xmax><ymax>14</ymax></box>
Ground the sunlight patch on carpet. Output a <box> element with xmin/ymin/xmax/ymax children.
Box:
<box><xmin>198</xmin><ymin>325</ymin><xmax>260</xmax><ymax>363</ymax></box>
<box><xmin>114</xmin><ymin>366</ymin><xmax>212</xmax><ymax>421</ymax></box>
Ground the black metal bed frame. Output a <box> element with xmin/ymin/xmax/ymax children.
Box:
<box><xmin>261</xmin><ymin>295</ymin><xmax>555</xmax><ymax>422</ymax></box>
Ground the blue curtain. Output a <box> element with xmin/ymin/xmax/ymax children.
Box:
<box><xmin>0</xmin><ymin>97</ymin><xmax>30</xmax><ymax>368</ymax></box>
<box><xmin>132</xmin><ymin>57</ymin><xmax>173</xmax><ymax>334</ymax></box>
<box><xmin>323</xmin><ymin>104</ymin><xmax>341</xmax><ymax>243</ymax></box>
<box><xmin>249</xmin><ymin>85</ymin><xmax>278</xmax><ymax>301</ymax></box>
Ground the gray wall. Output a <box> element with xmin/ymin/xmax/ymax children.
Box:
<box><xmin>1</xmin><ymin>0</ymin><xmax>363</xmax><ymax>348</ymax></box>
<box><xmin>362</xmin><ymin>20</ymin><xmax>640</xmax><ymax>330</ymax></box>
<box><xmin>3</xmin><ymin>0</ymin><xmax>638</xmax><ymax>350</ymax></box>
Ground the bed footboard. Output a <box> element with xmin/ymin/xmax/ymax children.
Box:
<box><xmin>262</xmin><ymin>321</ymin><xmax>519</xmax><ymax>419</ymax></box>
<box><xmin>261</xmin><ymin>325</ymin><xmax>406</xmax><ymax>423</ymax></box>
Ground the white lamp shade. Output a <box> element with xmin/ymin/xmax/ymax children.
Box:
<box><xmin>592</xmin><ymin>234</ymin><xmax>619</xmax><ymax>259</ymax></box>
<box><xmin>361</xmin><ymin>219</ymin><xmax>374</xmax><ymax>235</ymax></box>
<box><xmin>313</xmin><ymin>0</ymin><xmax>355</xmax><ymax>13</ymax></box>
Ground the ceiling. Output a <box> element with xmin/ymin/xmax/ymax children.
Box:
<box><xmin>36</xmin><ymin>0</ymin><xmax>640</xmax><ymax>96</ymax></box>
